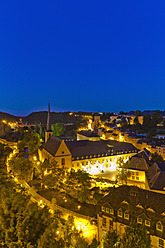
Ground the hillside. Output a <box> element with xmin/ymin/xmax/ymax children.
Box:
<box><xmin>0</xmin><ymin>112</ymin><xmax>19</xmax><ymax>122</ymax></box>
<box><xmin>22</xmin><ymin>111</ymin><xmax>82</xmax><ymax>125</ymax></box>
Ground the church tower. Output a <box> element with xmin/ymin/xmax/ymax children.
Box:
<box><xmin>45</xmin><ymin>103</ymin><xmax>53</xmax><ymax>143</ymax></box>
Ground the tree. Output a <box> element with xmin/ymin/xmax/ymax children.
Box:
<box><xmin>116</xmin><ymin>158</ymin><xmax>131</xmax><ymax>185</ymax></box>
<box><xmin>143</xmin><ymin>115</ymin><xmax>153</xmax><ymax>132</ymax></box>
<box><xmin>17</xmin><ymin>130</ymin><xmax>41</xmax><ymax>155</ymax></box>
<box><xmin>104</xmin><ymin>230</ymin><xmax>119</xmax><ymax>248</ymax></box>
<box><xmin>121</xmin><ymin>222</ymin><xmax>151</xmax><ymax>248</ymax></box>
<box><xmin>150</xmin><ymin>152</ymin><xmax>164</xmax><ymax>164</ymax></box>
<box><xmin>9</xmin><ymin>157</ymin><xmax>34</xmax><ymax>181</ymax></box>
<box><xmin>65</xmin><ymin>170</ymin><xmax>92</xmax><ymax>203</ymax></box>
<box><xmin>152</xmin><ymin>110</ymin><xmax>163</xmax><ymax>127</ymax></box>
<box><xmin>135</xmin><ymin>110</ymin><xmax>141</xmax><ymax>118</ymax></box>
<box><xmin>41</xmin><ymin>159</ymin><xmax>65</xmax><ymax>189</ymax></box>
<box><xmin>51</xmin><ymin>123</ymin><xmax>66</xmax><ymax>137</ymax></box>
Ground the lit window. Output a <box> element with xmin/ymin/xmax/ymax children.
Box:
<box><xmin>157</xmin><ymin>222</ymin><xmax>163</xmax><ymax>232</ymax></box>
<box><xmin>145</xmin><ymin>220</ymin><xmax>150</xmax><ymax>227</ymax></box>
<box><xmin>137</xmin><ymin>218</ymin><xmax>142</xmax><ymax>224</ymax></box>
<box><xmin>118</xmin><ymin>209</ymin><xmax>123</xmax><ymax>218</ymax></box>
<box><xmin>106</xmin><ymin>208</ymin><xmax>109</xmax><ymax>213</ymax></box>
<box><xmin>124</xmin><ymin>211</ymin><xmax>129</xmax><ymax>220</ymax></box>
<box><xmin>109</xmin><ymin>220</ymin><xmax>113</xmax><ymax>229</ymax></box>
<box><xmin>159</xmin><ymin>238</ymin><xmax>164</xmax><ymax>248</ymax></box>
<box><xmin>101</xmin><ymin>206</ymin><xmax>105</xmax><ymax>212</ymax></box>
<box><xmin>102</xmin><ymin>217</ymin><xmax>106</xmax><ymax>227</ymax></box>
<box><xmin>110</xmin><ymin>208</ymin><xmax>114</xmax><ymax>215</ymax></box>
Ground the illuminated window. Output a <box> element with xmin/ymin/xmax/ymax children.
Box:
<box><xmin>106</xmin><ymin>208</ymin><xmax>109</xmax><ymax>213</ymax></box>
<box><xmin>159</xmin><ymin>238</ymin><xmax>164</xmax><ymax>248</ymax></box>
<box><xmin>110</xmin><ymin>208</ymin><xmax>114</xmax><ymax>215</ymax></box>
<box><xmin>145</xmin><ymin>220</ymin><xmax>150</xmax><ymax>227</ymax></box>
<box><xmin>137</xmin><ymin>218</ymin><xmax>142</xmax><ymax>224</ymax></box>
<box><xmin>156</xmin><ymin>222</ymin><xmax>163</xmax><ymax>232</ymax></box>
<box><xmin>124</xmin><ymin>211</ymin><xmax>129</xmax><ymax>220</ymax></box>
<box><xmin>109</xmin><ymin>220</ymin><xmax>113</xmax><ymax>229</ymax></box>
<box><xmin>102</xmin><ymin>217</ymin><xmax>106</xmax><ymax>227</ymax></box>
<box><xmin>61</xmin><ymin>158</ymin><xmax>65</xmax><ymax>166</ymax></box>
<box><xmin>101</xmin><ymin>206</ymin><xmax>105</xmax><ymax>212</ymax></box>
<box><xmin>118</xmin><ymin>209</ymin><xmax>123</xmax><ymax>218</ymax></box>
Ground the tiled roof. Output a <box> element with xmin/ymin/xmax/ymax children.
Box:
<box><xmin>65</xmin><ymin>140</ymin><xmax>138</xmax><ymax>158</ymax></box>
<box><xmin>128</xmin><ymin>157</ymin><xmax>149</xmax><ymax>171</ymax></box>
<box><xmin>42</xmin><ymin>137</ymin><xmax>62</xmax><ymax>156</ymax></box>
<box><xmin>98</xmin><ymin>185</ymin><xmax>165</xmax><ymax>214</ymax></box>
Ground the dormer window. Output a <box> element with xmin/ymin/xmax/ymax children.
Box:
<box><xmin>156</xmin><ymin>222</ymin><xmax>163</xmax><ymax>232</ymax></box>
<box><xmin>124</xmin><ymin>211</ymin><xmax>129</xmax><ymax>220</ymax></box>
<box><xmin>106</xmin><ymin>208</ymin><xmax>109</xmax><ymax>213</ymax></box>
<box><xmin>137</xmin><ymin>218</ymin><xmax>142</xmax><ymax>224</ymax></box>
<box><xmin>110</xmin><ymin>208</ymin><xmax>114</xmax><ymax>215</ymax></box>
<box><xmin>101</xmin><ymin>206</ymin><xmax>105</xmax><ymax>212</ymax></box>
<box><xmin>145</xmin><ymin>220</ymin><xmax>150</xmax><ymax>227</ymax></box>
<box><xmin>118</xmin><ymin>209</ymin><xmax>123</xmax><ymax>218</ymax></box>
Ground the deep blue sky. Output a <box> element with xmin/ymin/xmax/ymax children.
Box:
<box><xmin>0</xmin><ymin>0</ymin><xmax>165</xmax><ymax>116</ymax></box>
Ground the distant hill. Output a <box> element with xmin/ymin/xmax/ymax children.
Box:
<box><xmin>0</xmin><ymin>112</ymin><xmax>19</xmax><ymax>122</ymax></box>
<box><xmin>22</xmin><ymin>111</ymin><xmax>81</xmax><ymax>125</ymax></box>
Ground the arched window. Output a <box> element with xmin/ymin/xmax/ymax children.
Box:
<box><xmin>61</xmin><ymin>158</ymin><xmax>65</xmax><ymax>166</ymax></box>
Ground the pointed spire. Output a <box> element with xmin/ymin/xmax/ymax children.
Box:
<box><xmin>47</xmin><ymin>102</ymin><xmax>51</xmax><ymax>131</ymax></box>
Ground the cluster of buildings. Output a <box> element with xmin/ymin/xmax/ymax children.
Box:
<box><xmin>38</xmin><ymin>106</ymin><xmax>165</xmax><ymax>248</ymax></box>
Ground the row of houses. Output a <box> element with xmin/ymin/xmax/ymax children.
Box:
<box><xmin>97</xmin><ymin>124</ymin><xmax>165</xmax><ymax>159</ymax></box>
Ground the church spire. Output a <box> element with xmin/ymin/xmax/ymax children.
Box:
<box><xmin>45</xmin><ymin>103</ymin><xmax>53</xmax><ymax>142</ymax></box>
<box><xmin>47</xmin><ymin>102</ymin><xmax>51</xmax><ymax>131</ymax></box>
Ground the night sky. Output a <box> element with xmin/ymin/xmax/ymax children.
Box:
<box><xmin>0</xmin><ymin>0</ymin><xmax>165</xmax><ymax>116</ymax></box>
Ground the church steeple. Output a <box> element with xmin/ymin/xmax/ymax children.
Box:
<box><xmin>47</xmin><ymin>102</ymin><xmax>51</xmax><ymax>131</ymax></box>
<box><xmin>45</xmin><ymin>103</ymin><xmax>53</xmax><ymax>143</ymax></box>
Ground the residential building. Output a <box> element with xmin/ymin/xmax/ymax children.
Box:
<box><xmin>97</xmin><ymin>185</ymin><xmax>165</xmax><ymax>248</ymax></box>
